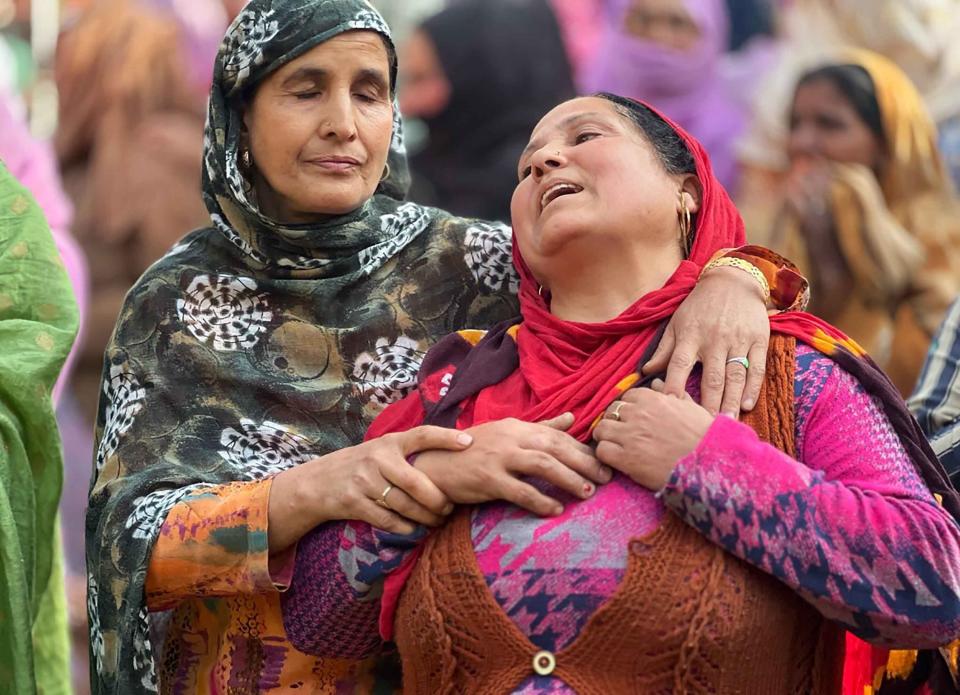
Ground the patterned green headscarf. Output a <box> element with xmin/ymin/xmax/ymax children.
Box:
<box><xmin>0</xmin><ymin>163</ymin><xmax>78</xmax><ymax>694</ymax></box>
<box><xmin>86</xmin><ymin>1</ymin><xmax>517</xmax><ymax>692</ymax></box>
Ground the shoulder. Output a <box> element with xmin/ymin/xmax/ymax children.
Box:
<box><xmin>0</xmin><ymin>169</ymin><xmax>79</xmax><ymax>336</ymax></box>
<box><xmin>793</xmin><ymin>343</ymin><xmax>836</xmax><ymax>400</ymax></box>
<box><xmin>111</xmin><ymin>227</ymin><xmax>234</xmax><ymax>342</ymax></box>
<box><xmin>382</xmin><ymin>201</ymin><xmax>519</xmax><ymax>297</ymax></box>
<box><xmin>792</xmin><ymin>342</ymin><xmax>890</xmax><ymax>434</ymax></box>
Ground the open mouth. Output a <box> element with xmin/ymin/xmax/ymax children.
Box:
<box><xmin>540</xmin><ymin>181</ymin><xmax>583</xmax><ymax>212</ymax></box>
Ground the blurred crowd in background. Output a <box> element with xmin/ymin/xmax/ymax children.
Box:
<box><xmin>4</xmin><ymin>0</ymin><xmax>960</xmax><ymax>691</ymax></box>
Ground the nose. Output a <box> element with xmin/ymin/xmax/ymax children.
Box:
<box><xmin>788</xmin><ymin>121</ymin><xmax>819</xmax><ymax>162</ymax></box>
<box><xmin>529</xmin><ymin>146</ymin><xmax>565</xmax><ymax>181</ymax></box>
<box><xmin>319</xmin><ymin>90</ymin><xmax>358</xmax><ymax>142</ymax></box>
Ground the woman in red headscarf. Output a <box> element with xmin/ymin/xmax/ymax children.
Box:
<box><xmin>280</xmin><ymin>94</ymin><xmax>960</xmax><ymax>693</ymax></box>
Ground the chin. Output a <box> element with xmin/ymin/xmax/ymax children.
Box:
<box><xmin>533</xmin><ymin>213</ymin><xmax>591</xmax><ymax>256</ymax></box>
<box><xmin>302</xmin><ymin>191</ymin><xmax>371</xmax><ymax>217</ymax></box>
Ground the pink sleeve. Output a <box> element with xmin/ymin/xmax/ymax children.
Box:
<box><xmin>663</xmin><ymin>362</ymin><xmax>960</xmax><ymax>648</ymax></box>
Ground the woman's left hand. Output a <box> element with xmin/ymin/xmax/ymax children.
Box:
<box><xmin>592</xmin><ymin>380</ymin><xmax>715</xmax><ymax>492</ymax></box>
<box><xmin>643</xmin><ymin>265</ymin><xmax>769</xmax><ymax>417</ymax></box>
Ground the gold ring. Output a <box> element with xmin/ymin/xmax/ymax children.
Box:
<box><xmin>375</xmin><ymin>484</ymin><xmax>394</xmax><ymax>510</ymax></box>
<box><xmin>608</xmin><ymin>401</ymin><xmax>625</xmax><ymax>421</ymax></box>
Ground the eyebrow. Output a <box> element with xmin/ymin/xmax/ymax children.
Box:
<box><xmin>280</xmin><ymin>66</ymin><xmax>389</xmax><ymax>90</ymax></box>
<box><xmin>519</xmin><ymin>112</ymin><xmax>608</xmax><ymax>161</ymax></box>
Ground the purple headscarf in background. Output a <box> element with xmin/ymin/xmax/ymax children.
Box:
<box><xmin>141</xmin><ymin>0</ymin><xmax>227</xmax><ymax>92</ymax></box>
<box><xmin>580</xmin><ymin>0</ymin><xmax>745</xmax><ymax>189</ymax></box>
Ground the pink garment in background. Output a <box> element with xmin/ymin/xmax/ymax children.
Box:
<box><xmin>548</xmin><ymin>0</ymin><xmax>604</xmax><ymax>85</ymax></box>
<box><xmin>0</xmin><ymin>93</ymin><xmax>88</xmax><ymax>404</ymax></box>
<box><xmin>580</xmin><ymin>0</ymin><xmax>746</xmax><ymax>189</ymax></box>
<box><xmin>141</xmin><ymin>0</ymin><xmax>228</xmax><ymax>92</ymax></box>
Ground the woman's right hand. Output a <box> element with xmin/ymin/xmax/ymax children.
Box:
<box><xmin>268</xmin><ymin>426</ymin><xmax>474</xmax><ymax>552</ymax></box>
<box><xmin>414</xmin><ymin>413</ymin><xmax>612</xmax><ymax>517</ymax></box>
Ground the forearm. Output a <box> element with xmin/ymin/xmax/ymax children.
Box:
<box><xmin>267</xmin><ymin>461</ymin><xmax>328</xmax><ymax>553</ymax></box>
<box><xmin>146</xmin><ymin>479</ymin><xmax>293</xmax><ymax>610</ymax></box>
<box><xmin>281</xmin><ymin>518</ymin><xmax>425</xmax><ymax>658</ymax></box>
<box><xmin>663</xmin><ymin>416</ymin><xmax>960</xmax><ymax>647</ymax></box>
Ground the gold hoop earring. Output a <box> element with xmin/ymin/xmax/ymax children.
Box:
<box><xmin>677</xmin><ymin>190</ymin><xmax>692</xmax><ymax>257</ymax></box>
<box><xmin>381</xmin><ymin>163</ymin><xmax>391</xmax><ymax>181</ymax></box>
<box><xmin>241</xmin><ymin>146</ymin><xmax>253</xmax><ymax>169</ymax></box>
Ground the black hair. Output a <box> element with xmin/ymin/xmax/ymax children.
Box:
<box><xmin>594</xmin><ymin>92</ymin><xmax>698</xmax><ymax>256</ymax></box>
<box><xmin>379</xmin><ymin>34</ymin><xmax>399</xmax><ymax>97</ymax></box>
<box><xmin>795</xmin><ymin>64</ymin><xmax>885</xmax><ymax>142</ymax></box>
<box><xmin>594</xmin><ymin>92</ymin><xmax>697</xmax><ymax>176</ymax></box>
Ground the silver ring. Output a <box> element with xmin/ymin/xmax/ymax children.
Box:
<box><xmin>726</xmin><ymin>356</ymin><xmax>750</xmax><ymax>370</ymax></box>
<box><xmin>607</xmin><ymin>401</ymin><xmax>625</xmax><ymax>421</ymax></box>
<box><xmin>375</xmin><ymin>484</ymin><xmax>394</xmax><ymax>510</ymax></box>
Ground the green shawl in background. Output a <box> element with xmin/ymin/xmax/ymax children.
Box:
<box><xmin>0</xmin><ymin>162</ymin><xmax>79</xmax><ymax>693</ymax></box>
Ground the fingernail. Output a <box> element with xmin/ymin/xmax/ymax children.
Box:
<box><xmin>742</xmin><ymin>399</ymin><xmax>755</xmax><ymax>410</ymax></box>
<box><xmin>721</xmin><ymin>410</ymin><xmax>736</xmax><ymax>419</ymax></box>
<box><xmin>583</xmin><ymin>483</ymin><xmax>594</xmax><ymax>497</ymax></box>
<box><xmin>442</xmin><ymin>504</ymin><xmax>454</xmax><ymax>515</ymax></box>
<box><xmin>601</xmin><ymin>465</ymin><xmax>613</xmax><ymax>481</ymax></box>
<box><xmin>457</xmin><ymin>433</ymin><xmax>473</xmax><ymax>446</ymax></box>
<box><xmin>552</xmin><ymin>505</ymin><xmax>564</xmax><ymax>516</ymax></box>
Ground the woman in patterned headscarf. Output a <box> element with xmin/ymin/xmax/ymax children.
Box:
<box><xmin>85</xmin><ymin>1</ymin><xmax>801</xmax><ymax>692</ymax></box>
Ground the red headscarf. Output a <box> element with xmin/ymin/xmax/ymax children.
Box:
<box><xmin>462</xmin><ymin>101</ymin><xmax>746</xmax><ymax>440</ymax></box>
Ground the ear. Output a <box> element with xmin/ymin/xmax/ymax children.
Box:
<box><xmin>680</xmin><ymin>175</ymin><xmax>702</xmax><ymax>214</ymax></box>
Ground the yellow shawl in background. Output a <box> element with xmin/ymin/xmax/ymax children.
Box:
<box><xmin>753</xmin><ymin>50</ymin><xmax>960</xmax><ymax>395</ymax></box>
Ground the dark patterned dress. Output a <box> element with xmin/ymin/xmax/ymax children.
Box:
<box><xmin>84</xmin><ymin>1</ymin><xmax>521</xmax><ymax>692</ymax></box>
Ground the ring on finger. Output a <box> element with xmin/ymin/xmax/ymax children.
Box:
<box><xmin>726</xmin><ymin>356</ymin><xmax>750</xmax><ymax>370</ymax></box>
<box><xmin>375</xmin><ymin>484</ymin><xmax>394</xmax><ymax>510</ymax></box>
<box><xmin>607</xmin><ymin>401</ymin><xmax>625</xmax><ymax>421</ymax></box>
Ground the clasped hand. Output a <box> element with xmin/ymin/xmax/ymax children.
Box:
<box><xmin>592</xmin><ymin>379</ymin><xmax>715</xmax><ymax>492</ymax></box>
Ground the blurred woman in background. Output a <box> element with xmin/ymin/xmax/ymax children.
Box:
<box><xmin>400</xmin><ymin>0</ymin><xmax>575</xmax><ymax>222</ymax></box>
<box><xmin>752</xmin><ymin>51</ymin><xmax>960</xmax><ymax>396</ymax></box>
<box><xmin>581</xmin><ymin>0</ymin><xmax>746</xmax><ymax>190</ymax></box>
<box><xmin>737</xmin><ymin>0</ymin><xmax>960</xmax><ymax>188</ymax></box>
<box><xmin>55</xmin><ymin>0</ymin><xmax>210</xmax><ymax>433</ymax></box>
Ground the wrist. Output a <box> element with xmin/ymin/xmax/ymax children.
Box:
<box><xmin>700</xmin><ymin>264</ymin><xmax>768</xmax><ymax>303</ymax></box>
<box><xmin>268</xmin><ymin>463</ymin><xmax>324</xmax><ymax>552</ymax></box>
<box><xmin>411</xmin><ymin>449</ymin><xmax>444</xmax><ymax>477</ymax></box>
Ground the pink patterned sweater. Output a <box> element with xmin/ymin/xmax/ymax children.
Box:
<box><xmin>281</xmin><ymin>345</ymin><xmax>960</xmax><ymax>694</ymax></box>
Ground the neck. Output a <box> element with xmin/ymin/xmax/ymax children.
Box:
<box><xmin>545</xmin><ymin>241</ymin><xmax>683</xmax><ymax>323</ymax></box>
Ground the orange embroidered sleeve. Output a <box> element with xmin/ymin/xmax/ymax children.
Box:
<box><xmin>145</xmin><ymin>478</ymin><xmax>294</xmax><ymax>611</ymax></box>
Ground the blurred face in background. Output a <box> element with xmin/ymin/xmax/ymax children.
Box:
<box><xmin>623</xmin><ymin>0</ymin><xmax>701</xmax><ymax>52</ymax></box>
<box><xmin>242</xmin><ymin>30</ymin><xmax>394</xmax><ymax>221</ymax></box>
<box><xmin>398</xmin><ymin>29</ymin><xmax>450</xmax><ymax>119</ymax></box>
<box><xmin>788</xmin><ymin>77</ymin><xmax>885</xmax><ymax>172</ymax></box>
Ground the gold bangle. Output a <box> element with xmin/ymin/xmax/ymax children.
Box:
<box><xmin>701</xmin><ymin>257</ymin><xmax>771</xmax><ymax>303</ymax></box>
